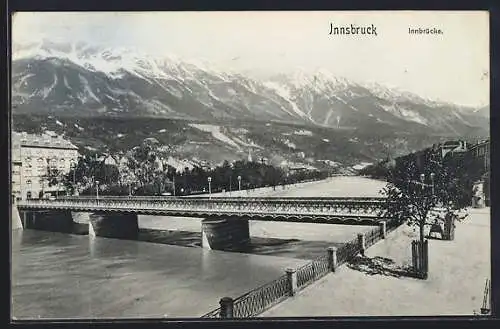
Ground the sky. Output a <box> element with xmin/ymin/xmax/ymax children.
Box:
<box><xmin>12</xmin><ymin>11</ymin><xmax>489</xmax><ymax>107</ymax></box>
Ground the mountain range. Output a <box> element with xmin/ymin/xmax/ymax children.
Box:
<box><xmin>10</xmin><ymin>40</ymin><xmax>490</xmax><ymax>170</ymax></box>
<box><xmin>12</xmin><ymin>40</ymin><xmax>489</xmax><ymax>135</ymax></box>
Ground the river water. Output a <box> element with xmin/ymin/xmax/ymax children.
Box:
<box><xmin>11</xmin><ymin>176</ymin><xmax>386</xmax><ymax>319</ymax></box>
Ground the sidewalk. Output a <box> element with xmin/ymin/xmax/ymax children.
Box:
<box><xmin>261</xmin><ymin>208</ymin><xmax>490</xmax><ymax>317</ymax></box>
<box><xmin>199</xmin><ymin>176</ymin><xmax>386</xmax><ymax>198</ymax></box>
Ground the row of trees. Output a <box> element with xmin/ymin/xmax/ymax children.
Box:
<box><xmin>49</xmin><ymin>138</ymin><xmax>329</xmax><ymax>197</ymax></box>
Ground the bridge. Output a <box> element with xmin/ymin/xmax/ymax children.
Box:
<box><xmin>15</xmin><ymin>196</ymin><xmax>390</xmax><ymax>251</ymax></box>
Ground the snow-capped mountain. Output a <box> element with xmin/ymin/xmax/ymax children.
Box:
<box><xmin>11</xmin><ymin>40</ymin><xmax>489</xmax><ymax>136</ymax></box>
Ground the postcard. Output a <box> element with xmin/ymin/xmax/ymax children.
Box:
<box><xmin>10</xmin><ymin>11</ymin><xmax>490</xmax><ymax>319</ymax></box>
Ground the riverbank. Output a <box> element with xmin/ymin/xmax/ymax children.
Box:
<box><xmin>194</xmin><ymin>175</ymin><xmax>387</xmax><ymax>198</ymax></box>
<box><xmin>261</xmin><ymin>207</ymin><xmax>490</xmax><ymax>317</ymax></box>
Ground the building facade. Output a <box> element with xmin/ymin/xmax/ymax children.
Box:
<box><xmin>466</xmin><ymin>140</ymin><xmax>490</xmax><ymax>172</ymax></box>
<box><xmin>439</xmin><ymin>140</ymin><xmax>468</xmax><ymax>158</ymax></box>
<box><xmin>395</xmin><ymin>140</ymin><xmax>469</xmax><ymax>171</ymax></box>
<box><xmin>11</xmin><ymin>131</ymin><xmax>79</xmax><ymax>200</ymax></box>
<box><xmin>466</xmin><ymin>140</ymin><xmax>490</xmax><ymax>206</ymax></box>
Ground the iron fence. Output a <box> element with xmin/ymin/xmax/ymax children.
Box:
<box><xmin>337</xmin><ymin>236</ymin><xmax>361</xmax><ymax>265</ymax></box>
<box><xmin>411</xmin><ymin>240</ymin><xmax>429</xmax><ymax>278</ymax></box>
<box><xmin>201</xmin><ymin>274</ymin><xmax>289</xmax><ymax>319</ymax></box>
<box><xmin>234</xmin><ymin>274</ymin><xmax>289</xmax><ymax>318</ymax></box>
<box><xmin>364</xmin><ymin>226</ymin><xmax>382</xmax><ymax>248</ymax></box>
<box><xmin>17</xmin><ymin>197</ymin><xmax>386</xmax><ymax>223</ymax></box>
<box><xmin>201</xmin><ymin>219</ymin><xmax>404</xmax><ymax>319</ymax></box>
<box><xmin>58</xmin><ymin>195</ymin><xmax>387</xmax><ymax>202</ymax></box>
<box><xmin>296</xmin><ymin>255</ymin><xmax>330</xmax><ymax>289</ymax></box>
<box><xmin>201</xmin><ymin>306</ymin><xmax>222</xmax><ymax>318</ymax></box>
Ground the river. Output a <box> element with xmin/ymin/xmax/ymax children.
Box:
<box><xmin>11</xmin><ymin>176</ymin><xmax>387</xmax><ymax>319</ymax></box>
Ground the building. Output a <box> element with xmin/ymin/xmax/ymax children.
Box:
<box><xmin>466</xmin><ymin>139</ymin><xmax>490</xmax><ymax>206</ymax></box>
<box><xmin>395</xmin><ymin>140</ymin><xmax>468</xmax><ymax>171</ymax></box>
<box><xmin>11</xmin><ymin>131</ymin><xmax>79</xmax><ymax>200</ymax></box>
<box><xmin>466</xmin><ymin>139</ymin><xmax>490</xmax><ymax>172</ymax></box>
<box><xmin>439</xmin><ymin>140</ymin><xmax>468</xmax><ymax>158</ymax></box>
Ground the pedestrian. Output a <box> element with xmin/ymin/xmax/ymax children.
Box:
<box><xmin>429</xmin><ymin>218</ymin><xmax>443</xmax><ymax>239</ymax></box>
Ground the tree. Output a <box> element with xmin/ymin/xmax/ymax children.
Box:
<box><xmin>60</xmin><ymin>150</ymin><xmax>122</xmax><ymax>195</ymax></box>
<box><xmin>124</xmin><ymin>138</ymin><xmax>173</xmax><ymax>195</ymax></box>
<box><xmin>43</xmin><ymin>166</ymin><xmax>65</xmax><ymax>196</ymax></box>
<box><xmin>381</xmin><ymin>148</ymin><xmax>470</xmax><ymax>246</ymax></box>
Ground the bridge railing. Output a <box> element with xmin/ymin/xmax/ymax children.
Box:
<box><xmin>18</xmin><ymin>197</ymin><xmax>388</xmax><ymax>220</ymax></box>
<box><xmin>56</xmin><ymin>195</ymin><xmax>387</xmax><ymax>202</ymax></box>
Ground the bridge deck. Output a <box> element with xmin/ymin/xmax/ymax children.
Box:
<box><xmin>17</xmin><ymin>196</ymin><xmax>389</xmax><ymax>225</ymax></box>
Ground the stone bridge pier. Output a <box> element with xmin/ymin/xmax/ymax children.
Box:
<box><xmin>201</xmin><ymin>217</ymin><xmax>250</xmax><ymax>251</ymax></box>
<box><xmin>12</xmin><ymin>197</ymin><xmax>23</xmax><ymax>231</ymax></box>
<box><xmin>19</xmin><ymin>210</ymin><xmax>76</xmax><ymax>233</ymax></box>
<box><xmin>17</xmin><ymin>209</ymin><xmax>139</xmax><ymax>239</ymax></box>
<box><xmin>88</xmin><ymin>212</ymin><xmax>139</xmax><ymax>239</ymax></box>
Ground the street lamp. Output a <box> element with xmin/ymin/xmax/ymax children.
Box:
<box><xmin>418</xmin><ymin>173</ymin><xmax>425</xmax><ymax>194</ymax></box>
<box><xmin>28</xmin><ymin>180</ymin><xmax>32</xmax><ymax>199</ymax></box>
<box><xmin>238</xmin><ymin>175</ymin><xmax>242</xmax><ymax>194</ymax></box>
<box><xmin>208</xmin><ymin>176</ymin><xmax>212</xmax><ymax>199</ymax></box>
<box><xmin>172</xmin><ymin>174</ymin><xmax>176</xmax><ymax>197</ymax></box>
<box><xmin>430</xmin><ymin>173</ymin><xmax>435</xmax><ymax>195</ymax></box>
<box><xmin>95</xmin><ymin>180</ymin><xmax>100</xmax><ymax>200</ymax></box>
<box><xmin>70</xmin><ymin>160</ymin><xmax>76</xmax><ymax>195</ymax></box>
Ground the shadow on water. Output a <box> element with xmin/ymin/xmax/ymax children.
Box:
<box><xmin>16</xmin><ymin>225</ymin><xmax>353</xmax><ymax>261</ymax></box>
<box><xmin>12</xmin><ymin>229</ymin><xmax>140</xmax><ymax>262</ymax></box>
<box><xmin>138</xmin><ymin>228</ymin><xmax>344</xmax><ymax>260</ymax></box>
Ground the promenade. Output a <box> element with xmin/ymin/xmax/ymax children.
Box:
<box><xmin>261</xmin><ymin>207</ymin><xmax>490</xmax><ymax>317</ymax></box>
<box><xmin>206</xmin><ymin>176</ymin><xmax>386</xmax><ymax>198</ymax></box>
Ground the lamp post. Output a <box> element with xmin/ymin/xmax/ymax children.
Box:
<box><xmin>238</xmin><ymin>175</ymin><xmax>242</xmax><ymax>194</ymax></box>
<box><xmin>430</xmin><ymin>173</ymin><xmax>435</xmax><ymax>195</ymax></box>
<box><xmin>172</xmin><ymin>174</ymin><xmax>176</xmax><ymax>197</ymax></box>
<box><xmin>70</xmin><ymin>161</ymin><xmax>76</xmax><ymax>195</ymax></box>
<box><xmin>95</xmin><ymin>180</ymin><xmax>100</xmax><ymax>200</ymax></box>
<box><xmin>208</xmin><ymin>176</ymin><xmax>212</xmax><ymax>199</ymax></box>
<box><xmin>420</xmin><ymin>173</ymin><xmax>425</xmax><ymax>193</ymax></box>
<box><xmin>19</xmin><ymin>145</ymin><xmax>23</xmax><ymax>201</ymax></box>
<box><xmin>229</xmin><ymin>175</ymin><xmax>232</xmax><ymax>197</ymax></box>
<box><xmin>28</xmin><ymin>180</ymin><xmax>32</xmax><ymax>199</ymax></box>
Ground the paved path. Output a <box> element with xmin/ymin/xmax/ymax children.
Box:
<box><xmin>206</xmin><ymin>176</ymin><xmax>386</xmax><ymax>198</ymax></box>
<box><xmin>261</xmin><ymin>207</ymin><xmax>490</xmax><ymax>317</ymax></box>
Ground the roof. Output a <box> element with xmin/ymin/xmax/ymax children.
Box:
<box><xmin>12</xmin><ymin>132</ymin><xmax>78</xmax><ymax>150</ymax></box>
<box><xmin>467</xmin><ymin>140</ymin><xmax>490</xmax><ymax>151</ymax></box>
<box><xmin>442</xmin><ymin>140</ymin><xmax>463</xmax><ymax>147</ymax></box>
